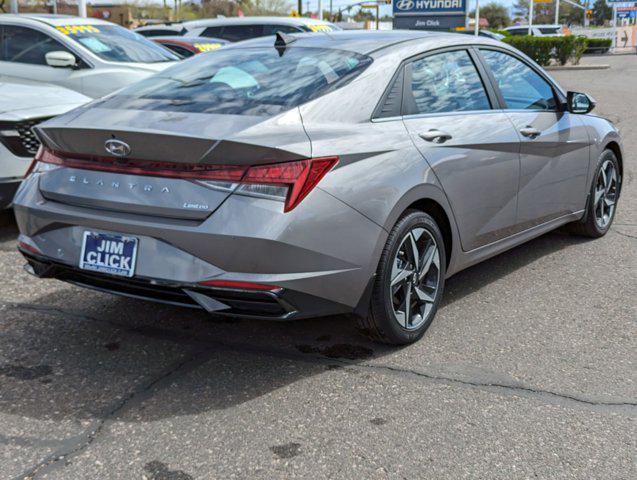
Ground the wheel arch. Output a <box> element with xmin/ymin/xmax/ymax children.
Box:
<box><xmin>405</xmin><ymin>198</ymin><xmax>453</xmax><ymax>269</ymax></box>
<box><xmin>605</xmin><ymin>140</ymin><xmax>623</xmax><ymax>181</ymax></box>
<box><xmin>383</xmin><ymin>184</ymin><xmax>460</xmax><ymax>271</ymax></box>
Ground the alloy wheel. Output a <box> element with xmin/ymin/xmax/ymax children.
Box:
<box><xmin>389</xmin><ymin>227</ymin><xmax>441</xmax><ymax>330</ymax></box>
<box><xmin>594</xmin><ymin>159</ymin><xmax>619</xmax><ymax>229</ymax></box>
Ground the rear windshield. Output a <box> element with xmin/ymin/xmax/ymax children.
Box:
<box><xmin>99</xmin><ymin>47</ymin><xmax>372</xmax><ymax>116</ymax></box>
<box><xmin>539</xmin><ymin>27</ymin><xmax>561</xmax><ymax>35</ymax></box>
<box><xmin>57</xmin><ymin>24</ymin><xmax>179</xmax><ymax>63</ymax></box>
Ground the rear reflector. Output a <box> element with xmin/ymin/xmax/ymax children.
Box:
<box><xmin>36</xmin><ymin>148</ymin><xmax>338</xmax><ymax>212</ymax></box>
<box><xmin>198</xmin><ymin>280</ymin><xmax>281</xmax><ymax>291</ymax></box>
<box><xmin>18</xmin><ymin>241</ymin><xmax>41</xmax><ymax>255</ymax></box>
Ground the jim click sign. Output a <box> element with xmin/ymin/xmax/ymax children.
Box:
<box><xmin>392</xmin><ymin>0</ymin><xmax>467</xmax><ymax>31</ymax></box>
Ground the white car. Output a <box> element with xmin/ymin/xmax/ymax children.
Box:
<box><xmin>135</xmin><ymin>16</ymin><xmax>340</xmax><ymax>42</ymax></box>
<box><xmin>504</xmin><ymin>24</ymin><xmax>567</xmax><ymax>37</ymax></box>
<box><xmin>0</xmin><ymin>14</ymin><xmax>179</xmax><ymax>98</ymax></box>
<box><xmin>0</xmin><ymin>80</ymin><xmax>90</xmax><ymax>209</ymax></box>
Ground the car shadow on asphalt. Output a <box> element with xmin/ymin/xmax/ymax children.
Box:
<box><xmin>0</xmin><ymin>225</ymin><xmax>594</xmax><ymax>423</ymax></box>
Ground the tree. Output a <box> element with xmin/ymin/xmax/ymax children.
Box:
<box><xmin>475</xmin><ymin>2</ymin><xmax>511</xmax><ymax>29</ymax></box>
<box><xmin>238</xmin><ymin>0</ymin><xmax>292</xmax><ymax>16</ymax></box>
<box><xmin>513</xmin><ymin>0</ymin><xmax>588</xmax><ymax>27</ymax></box>
<box><xmin>591</xmin><ymin>0</ymin><xmax>613</xmax><ymax>26</ymax></box>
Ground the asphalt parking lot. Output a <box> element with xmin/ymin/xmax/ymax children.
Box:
<box><xmin>0</xmin><ymin>55</ymin><xmax>635</xmax><ymax>480</ymax></box>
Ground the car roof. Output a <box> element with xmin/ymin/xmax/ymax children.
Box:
<box><xmin>182</xmin><ymin>16</ymin><xmax>336</xmax><ymax>28</ymax></box>
<box><xmin>506</xmin><ymin>24</ymin><xmax>561</xmax><ymax>29</ymax></box>
<box><xmin>0</xmin><ymin>13</ymin><xmax>113</xmax><ymax>27</ymax></box>
<box><xmin>135</xmin><ymin>24</ymin><xmax>185</xmax><ymax>31</ymax></box>
<box><xmin>152</xmin><ymin>36</ymin><xmax>227</xmax><ymax>44</ymax></box>
<box><xmin>224</xmin><ymin>30</ymin><xmax>501</xmax><ymax>56</ymax></box>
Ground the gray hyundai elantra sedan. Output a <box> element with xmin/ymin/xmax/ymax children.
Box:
<box><xmin>14</xmin><ymin>30</ymin><xmax>623</xmax><ymax>345</ymax></box>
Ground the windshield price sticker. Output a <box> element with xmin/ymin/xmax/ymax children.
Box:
<box><xmin>57</xmin><ymin>25</ymin><xmax>101</xmax><ymax>35</ymax></box>
<box><xmin>195</xmin><ymin>43</ymin><xmax>222</xmax><ymax>52</ymax></box>
<box><xmin>307</xmin><ymin>25</ymin><xmax>334</xmax><ymax>32</ymax></box>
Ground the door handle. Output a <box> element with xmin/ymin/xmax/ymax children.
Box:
<box><xmin>519</xmin><ymin>126</ymin><xmax>541</xmax><ymax>138</ymax></box>
<box><xmin>419</xmin><ymin>129</ymin><xmax>452</xmax><ymax>144</ymax></box>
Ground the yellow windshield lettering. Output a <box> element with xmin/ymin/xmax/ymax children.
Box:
<box><xmin>57</xmin><ymin>25</ymin><xmax>101</xmax><ymax>35</ymax></box>
<box><xmin>307</xmin><ymin>25</ymin><xmax>333</xmax><ymax>32</ymax></box>
<box><xmin>195</xmin><ymin>43</ymin><xmax>222</xmax><ymax>52</ymax></box>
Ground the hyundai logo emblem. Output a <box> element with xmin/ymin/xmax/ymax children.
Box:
<box><xmin>104</xmin><ymin>139</ymin><xmax>131</xmax><ymax>157</ymax></box>
<box><xmin>395</xmin><ymin>0</ymin><xmax>415</xmax><ymax>10</ymax></box>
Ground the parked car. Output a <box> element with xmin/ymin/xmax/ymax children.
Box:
<box><xmin>151</xmin><ymin>36</ymin><xmax>228</xmax><ymax>58</ymax></box>
<box><xmin>505</xmin><ymin>24</ymin><xmax>569</xmax><ymax>37</ymax></box>
<box><xmin>135</xmin><ymin>16</ymin><xmax>340</xmax><ymax>42</ymax></box>
<box><xmin>0</xmin><ymin>14</ymin><xmax>179</xmax><ymax>98</ymax></box>
<box><xmin>0</xmin><ymin>80</ymin><xmax>89</xmax><ymax>209</ymax></box>
<box><xmin>14</xmin><ymin>31</ymin><xmax>622</xmax><ymax>345</ymax></box>
<box><xmin>132</xmin><ymin>22</ymin><xmax>187</xmax><ymax>38</ymax></box>
<box><xmin>456</xmin><ymin>29</ymin><xmax>505</xmax><ymax>40</ymax></box>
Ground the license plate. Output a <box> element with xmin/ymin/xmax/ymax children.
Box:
<box><xmin>79</xmin><ymin>231</ymin><xmax>138</xmax><ymax>277</ymax></box>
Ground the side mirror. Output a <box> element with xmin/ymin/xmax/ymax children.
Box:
<box><xmin>45</xmin><ymin>51</ymin><xmax>77</xmax><ymax>69</ymax></box>
<box><xmin>567</xmin><ymin>91</ymin><xmax>595</xmax><ymax>114</ymax></box>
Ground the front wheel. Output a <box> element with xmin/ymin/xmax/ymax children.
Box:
<box><xmin>569</xmin><ymin>149</ymin><xmax>621</xmax><ymax>238</ymax></box>
<box><xmin>357</xmin><ymin>211</ymin><xmax>446</xmax><ymax>345</ymax></box>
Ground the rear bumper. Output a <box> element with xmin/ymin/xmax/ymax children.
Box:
<box><xmin>20</xmin><ymin>248</ymin><xmax>350</xmax><ymax>320</ymax></box>
<box><xmin>13</xmin><ymin>171</ymin><xmax>386</xmax><ymax>311</ymax></box>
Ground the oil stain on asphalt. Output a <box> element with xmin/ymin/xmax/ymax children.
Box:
<box><xmin>270</xmin><ymin>442</ymin><xmax>302</xmax><ymax>459</ymax></box>
<box><xmin>143</xmin><ymin>461</ymin><xmax>193</xmax><ymax>480</ymax></box>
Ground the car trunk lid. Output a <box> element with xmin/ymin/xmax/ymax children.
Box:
<box><xmin>35</xmin><ymin>108</ymin><xmax>311</xmax><ymax>220</ymax></box>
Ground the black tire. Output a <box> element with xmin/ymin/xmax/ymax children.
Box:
<box><xmin>569</xmin><ymin>149</ymin><xmax>621</xmax><ymax>238</ymax></box>
<box><xmin>357</xmin><ymin>210</ymin><xmax>446</xmax><ymax>345</ymax></box>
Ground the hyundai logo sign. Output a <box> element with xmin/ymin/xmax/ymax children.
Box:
<box><xmin>104</xmin><ymin>139</ymin><xmax>131</xmax><ymax>158</ymax></box>
<box><xmin>395</xmin><ymin>0</ymin><xmax>415</xmax><ymax>10</ymax></box>
<box><xmin>393</xmin><ymin>0</ymin><xmax>466</xmax><ymax>14</ymax></box>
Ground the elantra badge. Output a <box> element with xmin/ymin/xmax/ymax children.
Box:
<box><xmin>104</xmin><ymin>139</ymin><xmax>131</xmax><ymax>158</ymax></box>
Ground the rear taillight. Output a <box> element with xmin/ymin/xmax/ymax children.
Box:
<box><xmin>37</xmin><ymin>148</ymin><xmax>338</xmax><ymax>212</ymax></box>
<box><xmin>241</xmin><ymin>157</ymin><xmax>338</xmax><ymax>212</ymax></box>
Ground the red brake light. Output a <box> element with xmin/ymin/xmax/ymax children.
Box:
<box><xmin>243</xmin><ymin>157</ymin><xmax>338</xmax><ymax>212</ymax></box>
<box><xmin>198</xmin><ymin>280</ymin><xmax>281</xmax><ymax>291</ymax></box>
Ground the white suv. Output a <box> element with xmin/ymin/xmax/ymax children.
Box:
<box><xmin>504</xmin><ymin>25</ymin><xmax>567</xmax><ymax>37</ymax></box>
<box><xmin>135</xmin><ymin>16</ymin><xmax>340</xmax><ymax>42</ymax></box>
<box><xmin>0</xmin><ymin>14</ymin><xmax>179</xmax><ymax>98</ymax></box>
<box><xmin>0</xmin><ymin>80</ymin><xmax>89</xmax><ymax>209</ymax></box>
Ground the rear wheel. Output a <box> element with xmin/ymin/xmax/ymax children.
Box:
<box><xmin>570</xmin><ymin>149</ymin><xmax>621</xmax><ymax>238</ymax></box>
<box><xmin>357</xmin><ymin>211</ymin><xmax>446</xmax><ymax>345</ymax></box>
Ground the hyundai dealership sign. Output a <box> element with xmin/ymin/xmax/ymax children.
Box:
<box><xmin>393</xmin><ymin>0</ymin><xmax>467</xmax><ymax>15</ymax></box>
<box><xmin>393</xmin><ymin>0</ymin><xmax>467</xmax><ymax>31</ymax></box>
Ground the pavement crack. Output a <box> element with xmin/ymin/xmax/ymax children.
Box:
<box><xmin>347</xmin><ymin>362</ymin><xmax>637</xmax><ymax>411</ymax></box>
<box><xmin>612</xmin><ymin>229</ymin><xmax>637</xmax><ymax>239</ymax></box>
<box><xmin>14</xmin><ymin>344</ymin><xmax>213</xmax><ymax>480</ymax></box>
<box><xmin>5</xmin><ymin>302</ymin><xmax>636</xmax><ymax>424</ymax></box>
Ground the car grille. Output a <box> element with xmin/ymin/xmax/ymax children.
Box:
<box><xmin>0</xmin><ymin>118</ymin><xmax>48</xmax><ymax>157</ymax></box>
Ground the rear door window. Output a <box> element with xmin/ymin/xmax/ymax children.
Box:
<box><xmin>404</xmin><ymin>49</ymin><xmax>491</xmax><ymax>115</ymax></box>
<box><xmin>262</xmin><ymin>24</ymin><xmax>303</xmax><ymax>36</ymax></box>
<box><xmin>210</xmin><ymin>25</ymin><xmax>264</xmax><ymax>42</ymax></box>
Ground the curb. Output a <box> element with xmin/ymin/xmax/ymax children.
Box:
<box><xmin>544</xmin><ymin>65</ymin><xmax>610</xmax><ymax>71</ymax></box>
